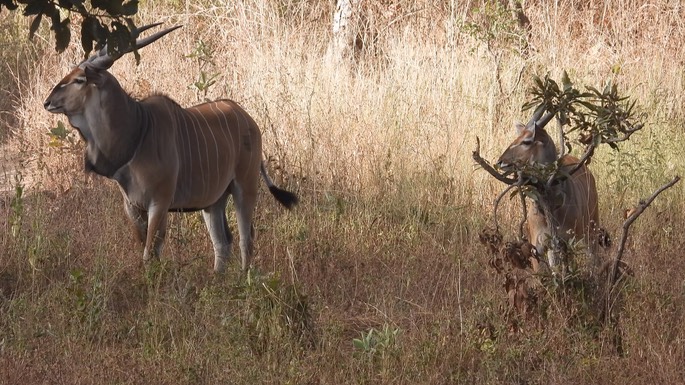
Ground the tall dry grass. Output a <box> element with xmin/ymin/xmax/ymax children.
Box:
<box><xmin>1</xmin><ymin>1</ymin><xmax>685</xmax><ymax>383</ymax></box>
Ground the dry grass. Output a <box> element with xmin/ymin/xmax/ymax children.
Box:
<box><xmin>1</xmin><ymin>1</ymin><xmax>685</xmax><ymax>384</ymax></box>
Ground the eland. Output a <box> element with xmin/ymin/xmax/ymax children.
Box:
<box><xmin>496</xmin><ymin>109</ymin><xmax>600</xmax><ymax>272</ymax></box>
<box><xmin>43</xmin><ymin>23</ymin><xmax>298</xmax><ymax>273</ymax></box>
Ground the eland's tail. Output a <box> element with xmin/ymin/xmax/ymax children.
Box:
<box><xmin>260</xmin><ymin>162</ymin><xmax>299</xmax><ymax>209</ymax></box>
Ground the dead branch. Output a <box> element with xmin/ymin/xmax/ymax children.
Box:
<box><xmin>517</xmin><ymin>182</ymin><xmax>528</xmax><ymax>239</ymax></box>
<box><xmin>604</xmin><ymin>175</ymin><xmax>681</xmax><ymax>322</ymax></box>
<box><xmin>608</xmin><ymin>175</ymin><xmax>681</xmax><ymax>287</ymax></box>
<box><xmin>474</xmin><ymin>137</ymin><xmax>530</xmax><ymax>240</ymax></box>
<box><xmin>561</xmin><ymin>141</ymin><xmax>598</xmax><ymax>181</ymax></box>
<box><xmin>492</xmin><ymin>183</ymin><xmax>517</xmax><ymax>231</ymax></box>
<box><xmin>473</xmin><ymin>137</ymin><xmax>518</xmax><ymax>185</ymax></box>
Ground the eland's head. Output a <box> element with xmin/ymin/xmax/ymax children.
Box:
<box><xmin>497</xmin><ymin>107</ymin><xmax>557</xmax><ymax>171</ymax></box>
<box><xmin>44</xmin><ymin>23</ymin><xmax>181</xmax><ymax>117</ymax></box>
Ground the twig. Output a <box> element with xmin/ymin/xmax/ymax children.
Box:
<box><xmin>517</xmin><ymin>181</ymin><xmax>528</xmax><ymax>239</ymax></box>
<box><xmin>560</xmin><ymin>141</ymin><xmax>597</xmax><ymax>182</ymax></box>
<box><xmin>604</xmin><ymin>123</ymin><xmax>644</xmax><ymax>144</ymax></box>
<box><xmin>492</xmin><ymin>183</ymin><xmax>518</xmax><ymax>231</ymax></box>
<box><xmin>472</xmin><ymin>137</ymin><xmax>518</xmax><ymax>185</ymax></box>
<box><xmin>604</xmin><ymin>176</ymin><xmax>681</xmax><ymax>322</ymax></box>
<box><xmin>608</xmin><ymin>175</ymin><xmax>681</xmax><ymax>287</ymax></box>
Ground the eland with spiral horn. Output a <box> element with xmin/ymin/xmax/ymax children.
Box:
<box><xmin>44</xmin><ymin>23</ymin><xmax>298</xmax><ymax>273</ymax></box>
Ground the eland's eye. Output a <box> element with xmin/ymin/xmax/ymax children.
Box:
<box><xmin>521</xmin><ymin>139</ymin><xmax>534</xmax><ymax>145</ymax></box>
<box><xmin>74</xmin><ymin>77</ymin><xmax>86</xmax><ymax>84</ymax></box>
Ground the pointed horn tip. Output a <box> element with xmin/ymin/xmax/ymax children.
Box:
<box><xmin>132</xmin><ymin>22</ymin><xmax>163</xmax><ymax>36</ymax></box>
<box><xmin>133</xmin><ymin>23</ymin><xmax>182</xmax><ymax>37</ymax></box>
<box><xmin>132</xmin><ymin>24</ymin><xmax>182</xmax><ymax>52</ymax></box>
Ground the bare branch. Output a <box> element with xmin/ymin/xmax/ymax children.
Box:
<box><xmin>561</xmin><ymin>140</ymin><xmax>598</xmax><ymax>181</ymax></box>
<box><xmin>608</xmin><ymin>175</ymin><xmax>681</xmax><ymax>286</ymax></box>
<box><xmin>473</xmin><ymin>137</ymin><xmax>518</xmax><ymax>185</ymax></box>
<box><xmin>517</xmin><ymin>183</ymin><xmax>528</xmax><ymax>239</ymax></box>
<box><xmin>604</xmin><ymin>175</ymin><xmax>681</xmax><ymax>323</ymax></box>
<box><xmin>492</xmin><ymin>183</ymin><xmax>519</xmax><ymax>231</ymax></box>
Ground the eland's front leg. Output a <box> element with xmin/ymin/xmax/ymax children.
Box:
<box><xmin>202</xmin><ymin>192</ymin><xmax>233</xmax><ymax>273</ymax></box>
<box><xmin>123</xmin><ymin>198</ymin><xmax>148</xmax><ymax>245</ymax></box>
<box><xmin>143</xmin><ymin>203</ymin><xmax>170</xmax><ymax>263</ymax></box>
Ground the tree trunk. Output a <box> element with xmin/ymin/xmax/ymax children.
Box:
<box><xmin>325</xmin><ymin>0</ymin><xmax>361</xmax><ymax>63</ymax></box>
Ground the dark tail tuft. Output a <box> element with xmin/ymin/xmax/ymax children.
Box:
<box><xmin>269</xmin><ymin>185</ymin><xmax>299</xmax><ymax>210</ymax></box>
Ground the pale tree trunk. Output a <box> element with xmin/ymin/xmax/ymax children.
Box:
<box><xmin>325</xmin><ymin>0</ymin><xmax>361</xmax><ymax>64</ymax></box>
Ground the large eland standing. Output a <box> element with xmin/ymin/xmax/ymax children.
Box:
<box><xmin>44</xmin><ymin>24</ymin><xmax>298</xmax><ymax>273</ymax></box>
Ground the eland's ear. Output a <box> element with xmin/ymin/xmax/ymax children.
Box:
<box><xmin>514</xmin><ymin>121</ymin><xmax>530</xmax><ymax>136</ymax></box>
<box><xmin>84</xmin><ymin>66</ymin><xmax>105</xmax><ymax>86</ymax></box>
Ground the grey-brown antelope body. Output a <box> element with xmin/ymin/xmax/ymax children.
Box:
<box><xmin>43</xmin><ymin>24</ymin><xmax>298</xmax><ymax>273</ymax></box>
<box><xmin>496</xmin><ymin>111</ymin><xmax>599</xmax><ymax>272</ymax></box>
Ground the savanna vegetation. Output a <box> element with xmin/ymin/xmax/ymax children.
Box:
<box><xmin>1</xmin><ymin>1</ymin><xmax>685</xmax><ymax>383</ymax></box>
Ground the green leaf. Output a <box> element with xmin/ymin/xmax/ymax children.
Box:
<box><xmin>106</xmin><ymin>21</ymin><xmax>132</xmax><ymax>56</ymax></box>
<box><xmin>122</xmin><ymin>0</ymin><xmax>137</xmax><ymax>15</ymax></box>
<box><xmin>50</xmin><ymin>121</ymin><xmax>69</xmax><ymax>139</ymax></box>
<box><xmin>52</xmin><ymin>17</ymin><xmax>71</xmax><ymax>53</ymax></box>
<box><xmin>80</xmin><ymin>16</ymin><xmax>96</xmax><ymax>55</ymax></box>
<box><xmin>22</xmin><ymin>0</ymin><xmax>45</xmax><ymax>16</ymax></box>
<box><xmin>28</xmin><ymin>13</ymin><xmax>41</xmax><ymax>39</ymax></box>
<box><xmin>91</xmin><ymin>19</ymin><xmax>108</xmax><ymax>51</ymax></box>
<box><xmin>104</xmin><ymin>0</ymin><xmax>125</xmax><ymax>16</ymax></box>
<box><xmin>91</xmin><ymin>0</ymin><xmax>108</xmax><ymax>11</ymax></box>
<box><xmin>561</xmin><ymin>70</ymin><xmax>572</xmax><ymax>92</ymax></box>
<box><xmin>1</xmin><ymin>0</ymin><xmax>19</xmax><ymax>12</ymax></box>
<box><xmin>57</xmin><ymin>0</ymin><xmax>72</xmax><ymax>9</ymax></box>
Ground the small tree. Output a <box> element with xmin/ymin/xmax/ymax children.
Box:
<box><xmin>473</xmin><ymin>72</ymin><xmax>680</xmax><ymax>337</ymax></box>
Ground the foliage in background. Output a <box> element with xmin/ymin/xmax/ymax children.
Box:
<box><xmin>3</xmin><ymin>0</ymin><xmax>140</xmax><ymax>56</ymax></box>
<box><xmin>185</xmin><ymin>39</ymin><xmax>219</xmax><ymax>102</ymax></box>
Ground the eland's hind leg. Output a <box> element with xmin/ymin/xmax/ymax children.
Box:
<box><xmin>231</xmin><ymin>182</ymin><xmax>257</xmax><ymax>271</ymax></box>
<box><xmin>202</xmin><ymin>190</ymin><xmax>233</xmax><ymax>273</ymax></box>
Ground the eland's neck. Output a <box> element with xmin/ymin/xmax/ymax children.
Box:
<box><xmin>77</xmin><ymin>85</ymin><xmax>147</xmax><ymax>178</ymax></box>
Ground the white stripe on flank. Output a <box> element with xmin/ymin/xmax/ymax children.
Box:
<box><xmin>178</xmin><ymin>108</ymin><xmax>195</xmax><ymax>200</ymax></box>
<box><xmin>165</xmin><ymin>103</ymin><xmax>182</xmax><ymax>196</ymax></box>
<box><xmin>228</xmin><ymin>102</ymin><xmax>242</xmax><ymax>169</ymax></box>
<box><xmin>194</xmin><ymin>105</ymin><xmax>220</xmax><ymax>193</ymax></box>
<box><xmin>207</xmin><ymin>102</ymin><xmax>228</xmax><ymax>185</ymax></box>
<box><xmin>187</xmin><ymin>107</ymin><xmax>209</xmax><ymax>201</ymax></box>
<box><xmin>216</xmin><ymin>101</ymin><xmax>236</xmax><ymax>161</ymax></box>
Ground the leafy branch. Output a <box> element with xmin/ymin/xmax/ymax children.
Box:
<box><xmin>474</xmin><ymin>71</ymin><xmax>646</xmax><ymax>193</ymax></box>
<box><xmin>3</xmin><ymin>0</ymin><xmax>141</xmax><ymax>56</ymax></box>
<box><xmin>524</xmin><ymin>72</ymin><xmax>645</xmax><ymax>156</ymax></box>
